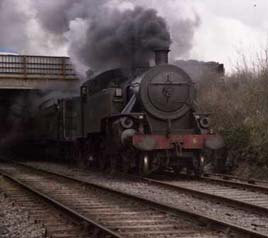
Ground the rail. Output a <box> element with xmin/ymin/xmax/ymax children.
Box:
<box><xmin>3</xmin><ymin>160</ymin><xmax>268</xmax><ymax>238</ymax></box>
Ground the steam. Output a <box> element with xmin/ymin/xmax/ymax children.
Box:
<box><xmin>32</xmin><ymin>0</ymin><xmax>109</xmax><ymax>35</ymax></box>
<box><xmin>0</xmin><ymin>0</ymin><xmax>200</xmax><ymax>76</ymax></box>
<box><xmin>0</xmin><ymin>0</ymin><xmax>31</xmax><ymax>53</ymax></box>
<box><xmin>32</xmin><ymin>0</ymin><xmax>172</xmax><ymax>74</ymax></box>
<box><xmin>69</xmin><ymin>7</ymin><xmax>172</xmax><ymax>72</ymax></box>
<box><xmin>31</xmin><ymin>0</ymin><xmax>200</xmax><ymax>75</ymax></box>
<box><xmin>127</xmin><ymin>0</ymin><xmax>200</xmax><ymax>59</ymax></box>
<box><xmin>175</xmin><ymin>60</ymin><xmax>225</xmax><ymax>81</ymax></box>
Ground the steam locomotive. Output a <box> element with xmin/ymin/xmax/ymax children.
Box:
<box><xmin>34</xmin><ymin>49</ymin><xmax>223</xmax><ymax>176</ymax></box>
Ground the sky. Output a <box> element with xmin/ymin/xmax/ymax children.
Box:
<box><xmin>0</xmin><ymin>0</ymin><xmax>267</xmax><ymax>73</ymax></box>
<box><xmin>189</xmin><ymin>0</ymin><xmax>268</xmax><ymax>72</ymax></box>
<box><xmin>143</xmin><ymin>0</ymin><xmax>268</xmax><ymax>72</ymax></box>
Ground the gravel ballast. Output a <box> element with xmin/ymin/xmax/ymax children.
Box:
<box><xmin>0</xmin><ymin>188</ymin><xmax>45</xmax><ymax>238</ymax></box>
<box><xmin>22</xmin><ymin>161</ymin><xmax>268</xmax><ymax>235</ymax></box>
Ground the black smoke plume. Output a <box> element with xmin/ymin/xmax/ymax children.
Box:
<box><xmin>33</xmin><ymin>0</ymin><xmax>172</xmax><ymax>73</ymax></box>
<box><xmin>0</xmin><ymin>0</ymin><xmax>200</xmax><ymax>76</ymax></box>
<box><xmin>70</xmin><ymin>7</ymin><xmax>172</xmax><ymax>72</ymax></box>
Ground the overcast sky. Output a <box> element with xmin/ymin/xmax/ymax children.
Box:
<box><xmin>0</xmin><ymin>0</ymin><xmax>267</xmax><ymax>73</ymax></box>
<box><xmin>139</xmin><ymin>0</ymin><xmax>268</xmax><ymax>72</ymax></box>
<box><xmin>189</xmin><ymin>0</ymin><xmax>268</xmax><ymax>72</ymax></box>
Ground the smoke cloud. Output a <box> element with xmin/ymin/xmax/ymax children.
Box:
<box><xmin>127</xmin><ymin>0</ymin><xmax>200</xmax><ymax>60</ymax></box>
<box><xmin>32</xmin><ymin>0</ymin><xmax>109</xmax><ymax>35</ymax></box>
<box><xmin>69</xmin><ymin>7</ymin><xmax>172</xmax><ymax>72</ymax></box>
<box><xmin>31</xmin><ymin>0</ymin><xmax>200</xmax><ymax>75</ymax></box>
<box><xmin>0</xmin><ymin>0</ymin><xmax>31</xmax><ymax>53</ymax></box>
<box><xmin>32</xmin><ymin>0</ymin><xmax>173</xmax><ymax>74</ymax></box>
<box><xmin>0</xmin><ymin>0</ymin><xmax>200</xmax><ymax>76</ymax></box>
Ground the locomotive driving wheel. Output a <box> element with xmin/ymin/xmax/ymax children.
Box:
<box><xmin>98</xmin><ymin>154</ymin><xmax>107</xmax><ymax>171</ymax></box>
<box><xmin>108</xmin><ymin>157</ymin><xmax>119</xmax><ymax>174</ymax></box>
<box><xmin>96</xmin><ymin>139</ymin><xmax>108</xmax><ymax>171</ymax></box>
<box><xmin>174</xmin><ymin>165</ymin><xmax>183</xmax><ymax>174</ymax></box>
<box><xmin>138</xmin><ymin>154</ymin><xmax>152</xmax><ymax>176</ymax></box>
<box><xmin>69</xmin><ymin>142</ymin><xmax>83</xmax><ymax>166</ymax></box>
<box><xmin>192</xmin><ymin>153</ymin><xmax>204</xmax><ymax>178</ymax></box>
<box><xmin>121</xmin><ymin>154</ymin><xmax>131</xmax><ymax>174</ymax></box>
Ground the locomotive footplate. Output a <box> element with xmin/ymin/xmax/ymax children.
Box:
<box><xmin>132</xmin><ymin>134</ymin><xmax>216</xmax><ymax>151</ymax></box>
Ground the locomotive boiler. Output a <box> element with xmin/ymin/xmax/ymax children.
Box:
<box><xmin>77</xmin><ymin>48</ymin><xmax>223</xmax><ymax>176</ymax></box>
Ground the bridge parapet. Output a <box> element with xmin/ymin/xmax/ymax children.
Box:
<box><xmin>0</xmin><ymin>55</ymin><xmax>79</xmax><ymax>89</ymax></box>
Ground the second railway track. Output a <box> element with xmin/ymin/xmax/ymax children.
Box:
<box><xmin>144</xmin><ymin>173</ymin><xmax>268</xmax><ymax>214</ymax></box>
<box><xmin>204</xmin><ymin>173</ymin><xmax>268</xmax><ymax>188</ymax></box>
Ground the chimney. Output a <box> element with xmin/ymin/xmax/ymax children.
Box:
<box><xmin>155</xmin><ymin>48</ymin><xmax>170</xmax><ymax>65</ymax></box>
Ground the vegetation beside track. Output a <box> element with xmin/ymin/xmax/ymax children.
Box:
<box><xmin>198</xmin><ymin>55</ymin><xmax>268</xmax><ymax>179</ymax></box>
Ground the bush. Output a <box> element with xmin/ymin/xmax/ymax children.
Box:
<box><xmin>197</xmin><ymin>57</ymin><xmax>268</xmax><ymax>178</ymax></box>
<box><xmin>223</xmin><ymin>126</ymin><xmax>251</xmax><ymax>150</ymax></box>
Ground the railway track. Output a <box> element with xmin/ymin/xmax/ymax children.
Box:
<box><xmin>204</xmin><ymin>173</ymin><xmax>268</xmax><ymax>189</ymax></box>
<box><xmin>2</xmin><ymin>161</ymin><xmax>268</xmax><ymax>237</ymax></box>
<box><xmin>144</xmin><ymin>173</ymin><xmax>268</xmax><ymax>215</ymax></box>
<box><xmin>0</xmin><ymin>176</ymin><xmax>91</xmax><ymax>238</ymax></box>
<box><xmin>0</xmin><ymin>161</ymin><xmax>230</xmax><ymax>238</ymax></box>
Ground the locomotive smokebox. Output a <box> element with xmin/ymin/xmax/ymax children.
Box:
<box><xmin>155</xmin><ymin>48</ymin><xmax>170</xmax><ymax>65</ymax></box>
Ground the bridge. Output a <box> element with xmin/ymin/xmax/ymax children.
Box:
<box><xmin>0</xmin><ymin>54</ymin><xmax>79</xmax><ymax>90</ymax></box>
